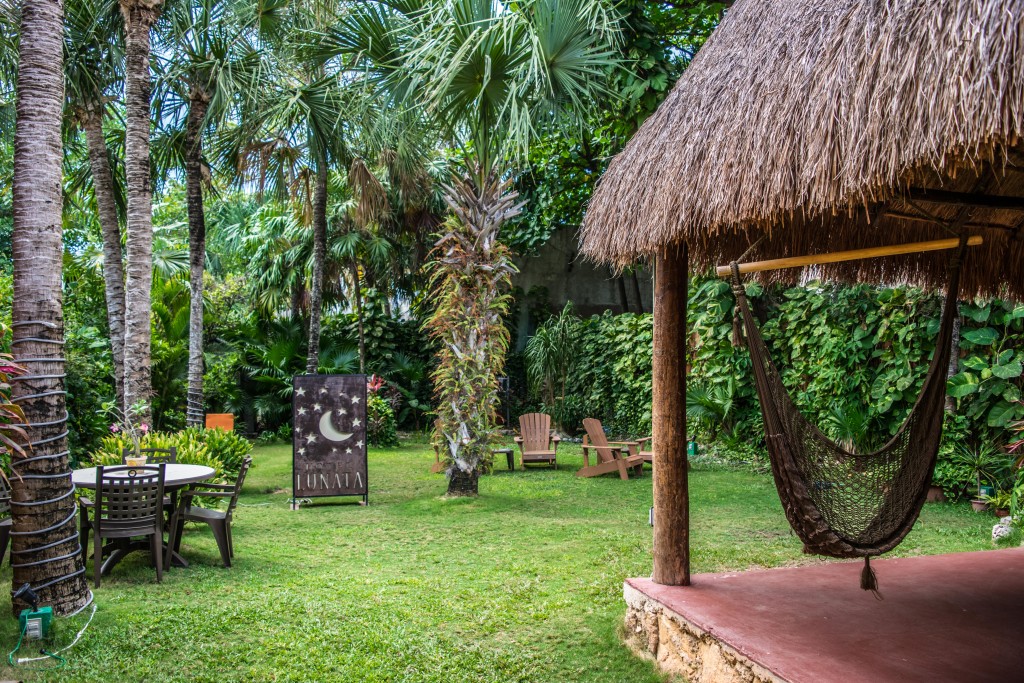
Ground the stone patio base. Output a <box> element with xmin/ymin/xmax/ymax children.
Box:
<box><xmin>623</xmin><ymin>580</ymin><xmax>782</xmax><ymax>683</ymax></box>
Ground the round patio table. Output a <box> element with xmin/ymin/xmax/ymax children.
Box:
<box><xmin>73</xmin><ymin>463</ymin><xmax>216</xmax><ymax>572</ymax></box>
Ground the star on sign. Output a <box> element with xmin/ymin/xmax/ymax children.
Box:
<box><xmin>313</xmin><ymin>403</ymin><xmax>322</xmax><ymax>412</ymax></box>
<box><xmin>306</xmin><ymin>433</ymin><xmax>317</xmax><ymax>444</ymax></box>
<box><xmin>331</xmin><ymin>448</ymin><xmax>338</xmax><ymax>454</ymax></box>
<box><xmin>353</xmin><ymin>418</ymin><xmax>361</xmax><ymax>427</ymax></box>
<box><xmin>296</xmin><ymin>387</ymin><xmax>306</xmax><ymax>397</ymax></box>
<box><xmin>298</xmin><ymin>447</ymin><xmax>306</xmax><ymax>455</ymax></box>
<box><xmin>339</xmin><ymin>408</ymin><xmax>347</xmax><ymax>416</ymax></box>
<box><xmin>297</xmin><ymin>407</ymin><xmax>308</xmax><ymax>416</ymax></box>
<box><xmin>351</xmin><ymin>396</ymin><xmax>361</xmax><ymax>404</ymax></box>
<box><xmin>339</xmin><ymin>393</ymin><xmax>348</xmax><ymax>400</ymax></box>
<box><xmin>346</xmin><ymin>448</ymin><xmax>352</xmax><ymax>454</ymax></box>
<box><xmin>319</xmin><ymin>387</ymin><xmax>328</xmax><ymax>394</ymax></box>
<box><xmin>356</xmin><ymin>440</ymin><xmax>363</xmax><ymax>448</ymax></box>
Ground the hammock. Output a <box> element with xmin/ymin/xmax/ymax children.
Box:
<box><xmin>729</xmin><ymin>241</ymin><xmax>966</xmax><ymax>590</ymax></box>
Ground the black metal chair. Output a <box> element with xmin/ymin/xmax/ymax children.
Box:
<box><xmin>168</xmin><ymin>456</ymin><xmax>251</xmax><ymax>568</ymax></box>
<box><xmin>84</xmin><ymin>464</ymin><xmax>166</xmax><ymax>587</ymax></box>
<box><xmin>122</xmin><ymin>446</ymin><xmax>177</xmax><ymax>464</ymax></box>
<box><xmin>0</xmin><ymin>477</ymin><xmax>11</xmax><ymax>566</ymax></box>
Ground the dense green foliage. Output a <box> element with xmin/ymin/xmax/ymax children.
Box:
<box><xmin>507</xmin><ymin>1</ymin><xmax>726</xmax><ymax>253</ymax></box>
<box><xmin>524</xmin><ymin>278</ymin><xmax>1024</xmax><ymax>496</ymax></box>
<box><xmin>0</xmin><ymin>439</ymin><xmax>995</xmax><ymax>681</ymax></box>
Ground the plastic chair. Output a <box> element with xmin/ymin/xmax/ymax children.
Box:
<box><xmin>168</xmin><ymin>456</ymin><xmax>251</xmax><ymax>568</ymax></box>
<box><xmin>84</xmin><ymin>464</ymin><xmax>167</xmax><ymax>588</ymax></box>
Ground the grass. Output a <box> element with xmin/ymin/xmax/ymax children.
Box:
<box><xmin>0</xmin><ymin>439</ymin><xmax>998</xmax><ymax>682</ymax></box>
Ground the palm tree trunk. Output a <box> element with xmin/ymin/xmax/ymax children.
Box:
<box><xmin>121</xmin><ymin>0</ymin><xmax>162</xmax><ymax>424</ymax></box>
<box><xmin>291</xmin><ymin>283</ymin><xmax>303</xmax><ymax>324</ymax></box>
<box><xmin>352</xmin><ymin>258</ymin><xmax>366</xmax><ymax>374</ymax></box>
<box><xmin>185</xmin><ymin>91</ymin><xmax>210</xmax><ymax>427</ymax></box>
<box><xmin>10</xmin><ymin>0</ymin><xmax>90</xmax><ymax>616</ymax></box>
<box><xmin>305</xmin><ymin>162</ymin><xmax>328</xmax><ymax>375</ymax></box>
<box><xmin>428</xmin><ymin>172</ymin><xmax>518</xmax><ymax>497</ymax></box>
<box><xmin>82</xmin><ymin>108</ymin><xmax>127</xmax><ymax>411</ymax></box>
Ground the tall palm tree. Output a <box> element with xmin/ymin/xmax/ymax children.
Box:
<box><xmin>154</xmin><ymin>0</ymin><xmax>262</xmax><ymax>426</ymax></box>
<box><xmin>227</xmin><ymin>61</ymin><xmax>347</xmax><ymax>374</ymax></box>
<box><xmin>120</xmin><ymin>0</ymin><xmax>163</xmax><ymax>423</ymax></box>
<box><xmin>11</xmin><ymin>0</ymin><xmax>91</xmax><ymax>616</ymax></box>
<box><xmin>326</xmin><ymin>0</ymin><xmax>621</xmax><ymax>495</ymax></box>
<box><xmin>64</xmin><ymin>0</ymin><xmax>127</xmax><ymax>409</ymax></box>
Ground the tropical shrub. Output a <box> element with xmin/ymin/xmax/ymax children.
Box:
<box><xmin>524</xmin><ymin>303</ymin><xmax>582</xmax><ymax>432</ymax></box>
<box><xmin>88</xmin><ymin>428</ymin><xmax>252</xmax><ymax>482</ymax></box>
<box><xmin>367</xmin><ymin>393</ymin><xmax>398</xmax><ymax>448</ymax></box>
<box><xmin>175</xmin><ymin>428</ymin><xmax>252</xmax><ymax>476</ymax></box>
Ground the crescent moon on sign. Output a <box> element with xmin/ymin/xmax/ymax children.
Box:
<box><xmin>319</xmin><ymin>411</ymin><xmax>353</xmax><ymax>443</ymax></box>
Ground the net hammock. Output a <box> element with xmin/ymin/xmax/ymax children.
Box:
<box><xmin>729</xmin><ymin>239</ymin><xmax>967</xmax><ymax>591</ymax></box>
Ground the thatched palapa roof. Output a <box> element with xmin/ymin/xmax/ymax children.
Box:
<box><xmin>581</xmin><ymin>0</ymin><xmax>1024</xmax><ymax>299</ymax></box>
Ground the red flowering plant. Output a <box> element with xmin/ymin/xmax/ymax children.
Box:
<box><xmin>367</xmin><ymin>374</ymin><xmax>385</xmax><ymax>394</ymax></box>
<box><xmin>365</xmin><ymin>375</ymin><xmax>398</xmax><ymax>447</ymax></box>
<box><xmin>0</xmin><ymin>324</ymin><xmax>31</xmax><ymax>461</ymax></box>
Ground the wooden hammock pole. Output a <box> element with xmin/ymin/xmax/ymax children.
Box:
<box><xmin>715</xmin><ymin>236</ymin><xmax>983</xmax><ymax>277</ymax></box>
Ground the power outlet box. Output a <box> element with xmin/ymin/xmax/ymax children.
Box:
<box><xmin>19</xmin><ymin>606</ymin><xmax>53</xmax><ymax>640</ymax></box>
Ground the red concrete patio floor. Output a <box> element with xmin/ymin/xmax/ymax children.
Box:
<box><xmin>623</xmin><ymin>547</ymin><xmax>1024</xmax><ymax>682</ymax></box>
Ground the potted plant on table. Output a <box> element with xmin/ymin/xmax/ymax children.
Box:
<box><xmin>103</xmin><ymin>400</ymin><xmax>151</xmax><ymax>465</ymax></box>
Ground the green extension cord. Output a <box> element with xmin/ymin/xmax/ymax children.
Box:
<box><xmin>8</xmin><ymin>620</ymin><xmax>66</xmax><ymax>671</ymax></box>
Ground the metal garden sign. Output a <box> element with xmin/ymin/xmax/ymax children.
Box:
<box><xmin>292</xmin><ymin>374</ymin><xmax>368</xmax><ymax>505</ymax></box>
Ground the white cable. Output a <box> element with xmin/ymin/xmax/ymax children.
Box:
<box><xmin>17</xmin><ymin>601</ymin><xmax>97</xmax><ymax>663</ymax></box>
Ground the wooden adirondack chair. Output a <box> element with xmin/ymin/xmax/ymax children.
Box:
<box><xmin>515</xmin><ymin>413</ymin><xmax>559</xmax><ymax>468</ymax></box>
<box><xmin>578</xmin><ymin>418</ymin><xmax>645</xmax><ymax>480</ymax></box>
<box><xmin>636</xmin><ymin>436</ymin><xmax>654</xmax><ymax>464</ymax></box>
<box><xmin>430</xmin><ymin>418</ymin><xmax>445</xmax><ymax>474</ymax></box>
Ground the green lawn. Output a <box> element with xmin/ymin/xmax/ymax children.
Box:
<box><xmin>0</xmin><ymin>440</ymin><xmax>997</xmax><ymax>682</ymax></box>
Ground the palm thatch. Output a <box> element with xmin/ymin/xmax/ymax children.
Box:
<box><xmin>581</xmin><ymin>0</ymin><xmax>1024</xmax><ymax>299</ymax></box>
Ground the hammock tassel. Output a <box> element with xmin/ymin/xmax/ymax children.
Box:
<box><xmin>731</xmin><ymin>307</ymin><xmax>745</xmax><ymax>348</ymax></box>
<box><xmin>860</xmin><ymin>556</ymin><xmax>881</xmax><ymax>597</ymax></box>
<box><xmin>730</xmin><ymin>273</ymin><xmax>746</xmax><ymax>349</ymax></box>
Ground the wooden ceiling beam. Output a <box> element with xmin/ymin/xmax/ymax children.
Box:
<box><xmin>904</xmin><ymin>188</ymin><xmax>1024</xmax><ymax>211</ymax></box>
<box><xmin>882</xmin><ymin>210</ymin><xmax>1015</xmax><ymax>232</ymax></box>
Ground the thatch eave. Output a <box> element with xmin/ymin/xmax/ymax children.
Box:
<box><xmin>581</xmin><ymin>0</ymin><xmax>1024</xmax><ymax>300</ymax></box>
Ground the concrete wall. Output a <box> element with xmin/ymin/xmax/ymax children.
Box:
<box><xmin>510</xmin><ymin>227</ymin><xmax>653</xmax><ymax>349</ymax></box>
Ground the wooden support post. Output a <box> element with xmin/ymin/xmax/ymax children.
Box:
<box><xmin>652</xmin><ymin>242</ymin><xmax>689</xmax><ymax>586</ymax></box>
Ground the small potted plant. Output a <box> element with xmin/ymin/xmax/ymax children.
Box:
<box><xmin>104</xmin><ymin>400</ymin><xmax>151</xmax><ymax>465</ymax></box>
<box><xmin>983</xmin><ymin>489</ymin><xmax>1013</xmax><ymax>517</ymax></box>
<box><xmin>950</xmin><ymin>443</ymin><xmax>1009</xmax><ymax>513</ymax></box>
